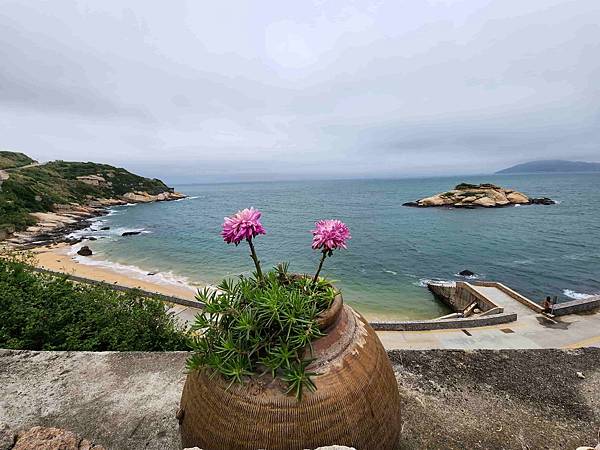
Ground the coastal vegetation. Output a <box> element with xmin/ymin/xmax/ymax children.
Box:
<box><xmin>187</xmin><ymin>208</ymin><xmax>350</xmax><ymax>399</ymax></box>
<box><xmin>0</xmin><ymin>150</ymin><xmax>175</xmax><ymax>235</ymax></box>
<box><xmin>0</xmin><ymin>150</ymin><xmax>35</xmax><ymax>169</ymax></box>
<box><xmin>0</xmin><ymin>253</ymin><xmax>190</xmax><ymax>351</ymax></box>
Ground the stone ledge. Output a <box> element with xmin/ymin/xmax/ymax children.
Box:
<box><xmin>1</xmin><ymin>349</ymin><xmax>599</xmax><ymax>450</ymax></box>
<box><xmin>370</xmin><ymin>312</ymin><xmax>517</xmax><ymax>331</ymax></box>
<box><xmin>553</xmin><ymin>296</ymin><xmax>600</xmax><ymax>316</ymax></box>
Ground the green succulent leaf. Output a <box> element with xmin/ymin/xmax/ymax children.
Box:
<box><xmin>187</xmin><ymin>265</ymin><xmax>335</xmax><ymax>400</ymax></box>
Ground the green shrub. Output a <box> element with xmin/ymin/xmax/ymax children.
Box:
<box><xmin>0</xmin><ymin>254</ymin><xmax>190</xmax><ymax>351</ymax></box>
<box><xmin>455</xmin><ymin>183</ymin><xmax>479</xmax><ymax>190</ymax></box>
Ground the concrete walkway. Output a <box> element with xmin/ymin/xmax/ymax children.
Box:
<box><xmin>470</xmin><ymin>284</ymin><xmax>538</xmax><ymax>316</ymax></box>
<box><xmin>377</xmin><ymin>307</ymin><xmax>600</xmax><ymax>350</ymax></box>
<box><xmin>170</xmin><ymin>302</ymin><xmax>600</xmax><ymax>351</ymax></box>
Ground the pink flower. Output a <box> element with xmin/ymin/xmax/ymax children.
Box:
<box><xmin>311</xmin><ymin>219</ymin><xmax>351</xmax><ymax>251</ymax></box>
<box><xmin>221</xmin><ymin>207</ymin><xmax>266</xmax><ymax>245</ymax></box>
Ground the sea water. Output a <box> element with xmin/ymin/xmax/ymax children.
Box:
<box><xmin>80</xmin><ymin>173</ymin><xmax>600</xmax><ymax>320</ymax></box>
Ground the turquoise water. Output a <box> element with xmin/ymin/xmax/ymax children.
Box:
<box><xmin>82</xmin><ymin>174</ymin><xmax>600</xmax><ymax>320</ymax></box>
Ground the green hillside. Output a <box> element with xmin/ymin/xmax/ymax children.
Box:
<box><xmin>0</xmin><ymin>151</ymin><xmax>35</xmax><ymax>169</ymax></box>
<box><xmin>0</xmin><ymin>151</ymin><xmax>173</xmax><ymax>233</ymax></box>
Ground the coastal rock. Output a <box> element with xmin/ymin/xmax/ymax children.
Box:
<box><xmin>76</xmin><ymin>174</ymin><xmax>107</xmax><ymax>186</ymax></box>
<box><xmin>100</xmin><ymin>226</ymin><xmax>110</xmax><ymax>231</ymax></box>
<box><xmin>419</xmin><ymin>195</ymin><xmax>453</xmax><ymax>207</ymax></box>
<box><xmin>122</xmin><ymin>231</ymin><xmax>142</xmax><ymax>237</ymax></box>
<box><xmin>121</xmin><ymin>190</ymin><xmax>186</xmax><ymax>204</ymax></box>
<box><xmin>530</xmin><ymin>197</ymin><xmax>556</xmax><ymax>205</ymax></box>
<box><xmin>404</xmin><ymin>183</ymin><xmax>555</xmax><ymax>209</ymax></box>
<box><xmin>473</xmin><ymin>197</ymin><xmax>496</xmax><ymax>207</ymax></box>
<box><xmin>458</xmin><ymin>270</ymin><xmax>476</xmax><ymax>277</ymax></box>
<box><xmin>507</xmin><ymin>192</ymin><xmax>530</xmax><ymax>204</ymax></box>
<box><xmin>77</xmin><ymin>246</ymin><xmax>93</xmax><ymax>256</ymax></box>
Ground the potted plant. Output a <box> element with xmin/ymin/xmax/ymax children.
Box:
<box><xmin>179</xmin><ymin>208</ymin><xmax>400</xmax><ymax>450</ymax></box>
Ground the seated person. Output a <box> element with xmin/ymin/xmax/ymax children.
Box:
<box><xmin>542</xmin><ymin>296</ymin><xmax>553</xmax><ymax>314</ymax></box>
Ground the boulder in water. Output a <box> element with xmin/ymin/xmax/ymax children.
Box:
<box><xmin>458</xmin><ymin>270</ymin><xmax>476</xmax><ymax>277</ymax></box>
<box><xmin>530</xmin><ymin>197</ymin><xmax>556</xmax><ymax>205</ymax></box>
<box><xmin>100</xmin><ymin>226</ymin><xmax>110</xmax><ymax>231</ymax></box>
<box><xmin>77</xmin><ymin>246</ymin><xmax>93</xmax><ymax>256</ymax></box>
<box><xmin>122</xmin><ymin>231</ymin><xmax>142</xmax><ymax>237</ymax></box>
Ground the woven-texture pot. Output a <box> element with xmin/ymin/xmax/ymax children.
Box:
<box><xmin>179</xmin><ymin>294</ymin><xmax>401</xmax><ymax>449</ymax></box>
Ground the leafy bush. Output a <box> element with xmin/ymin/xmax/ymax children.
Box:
<box><xmin>187</xmin><ymin>264</ymin><xmax>336</xmax><ymax>400</ymax></box>
<box><xmin>455</xmin><ymin>183</ymin><xmax>479</xmax><ymax>191</ymax></box>
<box><xmin>0</xmin><ymin>254</ymin><xmax>190</xmax><ymax>351</ymax></box>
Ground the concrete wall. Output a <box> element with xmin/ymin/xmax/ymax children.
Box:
<box><xmin>370</xmin><ymin>312</ymin><xmax>517</xmax><ymax>331</ymax></box>
<box><xmin>428</xmin><ymin>282</ymin><xmax>498</xmax><ymax>313</ymax></box>
<box><xmin>552</xmin><ymin>296</ymin><xmax>600</xmax><ymax>316</ymax></box>
<box><xmin>456</xmin><ymin>282</ymin><xmax>498</xmax><ymax>312</ymax></box>
<box><xmin>2</xmin><ymin>349</ymin><xmax>599</xmax><ymax>450</ymax></box>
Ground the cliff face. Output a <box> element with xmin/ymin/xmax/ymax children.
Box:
<box><xmin>403</xmin><ymin>183</ymin><xmax>555</xmax><ymax>208</ymax></box>
<box><xmin>0</xmin><ymin>151</ymin><xmax>185</xmax><ymax>241</ymax></box>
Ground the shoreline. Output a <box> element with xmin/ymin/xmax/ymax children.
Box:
<box><xmin>1</xmin><ymin>191</ymin><xmax>186</xmax><ymax>249</ymax></box>
<box><xmin>32</xmin><ymin>243</ymin><xmax>199</xmax><ymax>301</ymax></box>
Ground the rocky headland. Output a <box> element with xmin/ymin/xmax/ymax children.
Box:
<box><xmin>0</xmin><ymin>151</ymin><xmax>185</xmax><ymax>248</ymax></box>
<box><xmin>403</xmin><ymin>183</ymin><xmax>555</xmax><ymax>209</ymax></box>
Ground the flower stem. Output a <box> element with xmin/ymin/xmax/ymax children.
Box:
<box><xmin>312</xmin><ymin>250</ymin><xmax>328</xmax><ymax>284</ymax></box>
<box><xmin>247</xmin><ymin>238</ymin><xmax>263</xmax><ymax>281</ymax></box>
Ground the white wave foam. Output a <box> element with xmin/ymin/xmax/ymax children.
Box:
<box><xmin>513</xmin><ymin>259</ymin><xmax>534</xmax><ymax>265</ymax></box>
<box><xmin>563</xmin><ymin>289</ymin><xmax>596</xmax><ymax>300</ymax></box>
<box><xmin>175</xmin><ymin>196</ymin><xmax>199</xmax><ymax>202</ymax></box>
<box><xmin>454</xmin><ymin>272</ymin><xmax>479</xmax><ymax>279</ymax></box>
<box><xmin>383</xmin><ymin>269</ymin><xmax>397</xmax><ymax>275</ymax></box>
<box><xmin>105</xmin><ymin>209</ymin><xmax>122</xmax><ymax>217</ymax></box>
<box><xmin>70</xmin><ymin>251</ymin><xmax>198</xmax><ymax>292</ymax></box>
<box><xmin>414</xmin><ymin>278</ymin><xmax>455</xmax><ymax>288</ymax></box>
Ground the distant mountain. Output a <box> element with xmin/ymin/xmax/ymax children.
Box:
<box><xmin>496</xmin><ymin>160</ymin><xmax>600</xmax><ymax>174</ymax></box>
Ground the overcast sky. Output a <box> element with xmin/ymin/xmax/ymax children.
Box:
<box><xmin>1</xmin><ymin>0</ymin><xmax>599</xmax><ymax>182</ymax></box>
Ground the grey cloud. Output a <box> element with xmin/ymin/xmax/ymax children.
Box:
<box><xmin>1</xmin><ymin>0</ymin><xmax>599</xmax><ymax>182</ymax></box>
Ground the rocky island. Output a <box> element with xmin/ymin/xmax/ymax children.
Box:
<box><xmin>403</xmin><ymin>183</ymin><xmax>555</xmax><ymax>208</ymax></box>
<box><xmin>0</xmin><ymin>151</ymin><xmax>185</xmax><ymax>247</ymax></box>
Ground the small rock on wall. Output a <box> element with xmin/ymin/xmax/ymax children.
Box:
<box><xmin>1</xmin><ymin>425</ymin><xmax>106</xmax><ymax>450</ymax></box>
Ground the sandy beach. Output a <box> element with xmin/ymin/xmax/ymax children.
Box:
<box><xmin>31</xmin><ymin>243</ymin><xmax>199</xmax><ymax>301</ymax></box>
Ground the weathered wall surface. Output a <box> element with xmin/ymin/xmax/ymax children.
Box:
<box><xmin>0</xmin><ymin>351</ymin><xmax>187</xmax><ymax>450</ymax></box>
<box><xmin>391</xmin><ymin>348</ymin><xmax>600</xmax><ymax>450</ymax></box>
<box><xmin>1</xmin><ymin>349</ymin><xmax>599</xmax><ymax>450</ymax></box>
